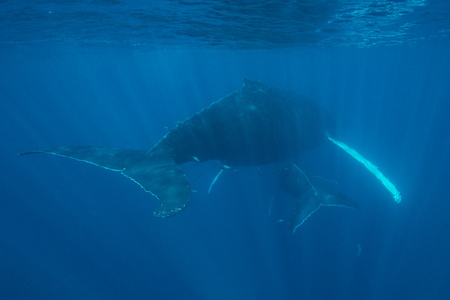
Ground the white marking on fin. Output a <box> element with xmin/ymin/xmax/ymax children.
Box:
<box><xmin>292</xmin><ymin>163</ymin><xmax>318</xmax><ymax>196</ymax></box>
<box><xmin>312</xmin><ymin>175</ymin><xmax>338</xmax><ymax>187</ymax></box>
<box><xmin>328</xmin><ymin>137</ymin><xmax>401</xmax><ymax>203</ymax></box>
<box><xmin>208</xmin><ymin>169</ymin><xmax>224</xmax><ymax>194</ymax></box>
<box><xmin>292</xmin><ymin>205</ymin><xmax>321</xmax><ymax>234</ymax></box>
<box><xmin>45</xmin><ymin>151</ymin><xmax>125</xmax><ymax>172</ymax></box>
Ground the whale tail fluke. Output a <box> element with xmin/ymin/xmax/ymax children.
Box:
<box><xmin>19</xmin><ymin>146</ymin><xmax>190</xmax><ymax>218</ymax></box>
<box><xmin>279</xmin><ymin>163</ymin><xmax>359</xmax><ymax>233</ymax></box>
<box><xmin>289</xmin><ymin>189</ymin><xmax>359</xmax><ymax>234</ymax></box>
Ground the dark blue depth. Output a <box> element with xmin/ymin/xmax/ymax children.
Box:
<box><xmin>1</xmin><ymin>1</ymin><xmax>450</xmax><ymax>299</ymax></box>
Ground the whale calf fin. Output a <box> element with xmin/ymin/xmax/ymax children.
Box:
<box><xmin>19</xmin><ymin>146</ymin><xmax>190</xmax><ymax>218</ymax></box>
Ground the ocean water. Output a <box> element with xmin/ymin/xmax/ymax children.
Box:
<box><xmin>1</xmin><ymin>1</ymin><xmax>450</xmax><ymax>299</ymax></box>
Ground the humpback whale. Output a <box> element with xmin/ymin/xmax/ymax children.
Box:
<box><xmin>19</xmin><ymin>79</ymin><xmax>401</xmax><ymax>231</ymax></box>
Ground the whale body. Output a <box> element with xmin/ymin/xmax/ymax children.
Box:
<box><xmin>20</xmin><ymin>79</ymin><xmax>382</xmax><ymax>232</ymax></box>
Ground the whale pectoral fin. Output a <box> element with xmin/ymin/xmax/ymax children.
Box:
<box><xmin>19</xmin><ymin>146</ymin><xmax>191</xmax><ymax>218</ymax></box>
<box><xmin>122</xmin><ymin>159</ymin><xmax>190</xmax><ymax>218</ymax></box>
<box><xmin>290</xmin><ymin>192</ymin><xmax>321</xmax><ymax>234</ymax></box>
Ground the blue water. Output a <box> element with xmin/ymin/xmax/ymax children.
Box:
<box><xmin>2</xmin><ymin>1</ymin><xmax>450</xmax><ymax>299</ymax></box>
